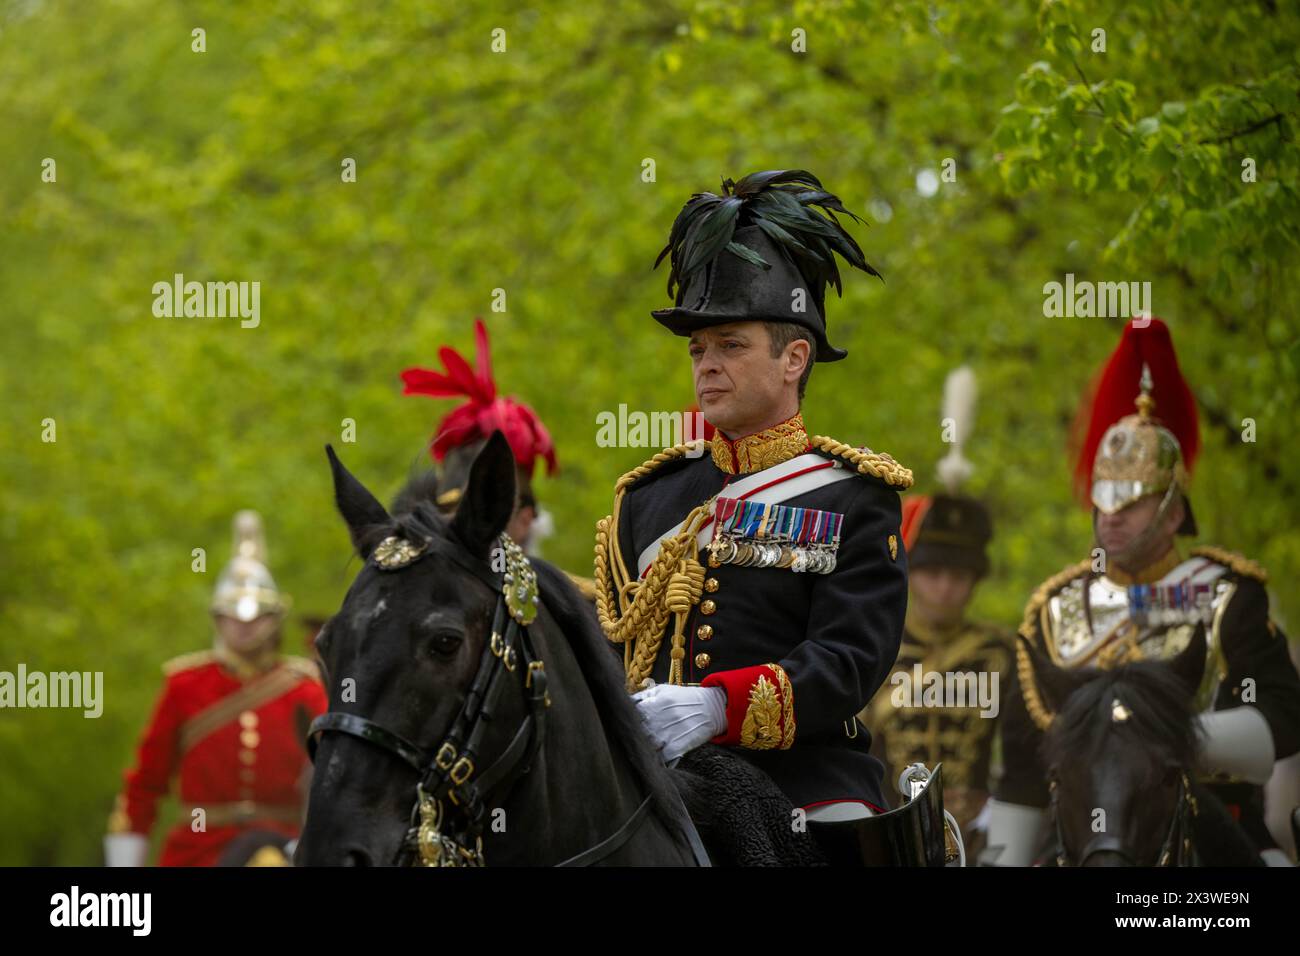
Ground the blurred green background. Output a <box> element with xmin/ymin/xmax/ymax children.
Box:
<box><xmin>1</xmin><ymin>0</ymin><xmax>1297</xmax><ymax>863</ymax></box>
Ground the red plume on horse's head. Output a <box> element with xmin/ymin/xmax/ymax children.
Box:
<box><xmin>400</xmin><ymin>318</ymin><xmax>558</xmax><ymax>478</ymax></box>
<box><xmin>1069</xmin><ymin>318</ymin><xmax>1199</xmax><ymax>506</ymax></box>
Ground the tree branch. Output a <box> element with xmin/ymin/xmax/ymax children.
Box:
<box><xmin>1201</xmin><ymin>113</ymin><xmax>1283</xmax><ymax>145</ymax></box>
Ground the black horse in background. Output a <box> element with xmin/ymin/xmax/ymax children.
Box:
<box><xmin>1023</xmin><ymin>627</ymin><xmax>1261</xmax><ymax>866</ymax></box>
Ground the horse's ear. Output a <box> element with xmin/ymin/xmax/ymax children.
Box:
<box><xmin>451</xmin><ymin>431</ymin><xmax>517</xmax><ymax>558</ymax></box>
<box><xmin>1168</xmin><ymin>623</ymin><xmax>1208</xmax><ymax>697</ymax></box>
<box><xmin>326</xmin><ymin>445</ymin><xmax>391</xmax><ymax>557</ymax></box>
<box><xmin>1019</xmin><ymin>634</ymin><xmax>1095</xmax><ymax>714</ymax></box>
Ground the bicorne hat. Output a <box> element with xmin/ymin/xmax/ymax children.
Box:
<box><xmin>651</xmin><ymin>169</ymin><xmax>880</xmax><ymax>362</ymax></box>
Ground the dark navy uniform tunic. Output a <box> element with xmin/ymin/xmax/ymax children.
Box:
<box><xmin>613</xmin><ymin>423</ymin><xmax>910</xmax><ymax>812</ymax></box>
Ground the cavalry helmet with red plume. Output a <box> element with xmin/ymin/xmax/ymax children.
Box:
<box><xmin>1071</xmin><ymin>318</ymin><xmax>1200</xmax><ymax>534</ymax></box>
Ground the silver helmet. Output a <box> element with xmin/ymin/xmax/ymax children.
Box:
<box><xmin>210</xmin><ymin>511</ymin><xmax>288</xmax><ymax>621</ymax></box>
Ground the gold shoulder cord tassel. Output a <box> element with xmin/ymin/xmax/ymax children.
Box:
<box><xmin>594</xmin><ymin>441</ymin><xmax>712</xmax><ymax>692</ymax></box>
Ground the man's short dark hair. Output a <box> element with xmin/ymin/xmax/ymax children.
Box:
<box><xmin>766</xmin><ymin>322</ymin><xmax>816</xmax><ymax>402</ymax></box>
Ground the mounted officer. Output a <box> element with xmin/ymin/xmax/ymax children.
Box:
<box><xmin>985</xmin><ymin>318</ymin><xmax>1300</xmax><ymax>866</ymax></box>
<box><xmin>594</xmin><ymin>169</ymin><xmax>915</xmax><ymax>861</ymax></box>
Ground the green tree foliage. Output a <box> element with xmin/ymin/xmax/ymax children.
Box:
<box><xmin>0</xmin><ymin>0</ymin><xmax>1296</xmax><ymax>863</ymax></box>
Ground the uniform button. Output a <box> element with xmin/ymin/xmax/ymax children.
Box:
<box><xmin>694</xmin><ymin>653</ymin><xmax>711</xmax><ymax>670</ymax></box>
<box><xmin>239</xmin><ymin>768</ymin><xmax>256</xmax><ymax>784</ymax></box>
<box><xmin>700</xmin><ymin>599</ymin><xmax>716</xmax><ymax>615</ymax></box>
<box><xmin>707</xmin><ymin>554</ymin><xmax>721</xmax><ymax>569</ymax></box>
<box><xmin>239</xmin><ymin>750</ymin><xmax>257</xmax><ymax>766</ymax></box>
<box><xmin>240</xmin><ymin>730</ymin><xmax>261</xmax><ymax>748</ymax></box>
<box><xmin>239</xmin><ymin>711</ymin><xmax>259</xmax><ymax>729</ymax></box>
<box><xmin>239</xmin><ymin>787</ymin><xmax>254</xmax><ymax>800</ymax></box>
<box><xmin>704</xmin><ymin>577</ymin><xmax>720</xmax><ymax>593</ymax></box>
<box><xmin>696</xmin><ymin>624</ymin><xmax>713</xmax><ymax>641</ymax></box>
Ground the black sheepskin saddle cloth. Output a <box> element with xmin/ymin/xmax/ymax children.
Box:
<box><xmin>672</xmin><ymin>744</ymin><xmax>828</xmax><ymax>866</ymax></box>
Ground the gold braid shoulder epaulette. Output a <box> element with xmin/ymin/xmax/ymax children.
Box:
<box><xmin>1016</xmin><ymin>558</ymin><xmax>1094</xmax><ymax>732</ymax></box>
<box><xmin>162</xmin><ymin>650</ymin><xmax>217</xmax><ymax>676</ymax></box>
<box><xmin>809</xmin><ymin>435</ymin><xmax>913</xmax><ymax>489</ymax></box>
<box><xmin>1190</xmin><ymin>545</ymin><xmax>1268</xmax><ymax>583</ymax></box>
<box><xmin>614</xmin><ymin>439</ymin><xmax>709</xmax><ymax>494</ymax></box>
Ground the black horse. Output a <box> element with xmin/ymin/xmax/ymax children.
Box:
<box><xmin>295</xmin><ymin>432</ymin><xmax>710</xmax><ymax>865</ymax></box>
<box><xmin>1023</xmin><ymin>627</ymin><xmax>1261</xmax><ymax>866</ymax></box>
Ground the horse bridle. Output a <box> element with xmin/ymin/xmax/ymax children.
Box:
<box><xmin>307</xmin><ymin>531</ymin><xmax>660</xmax><ymax>867</ymax></box>
<box><xmin>1049</xmin><ymin>768</ymin><xmax>1199</xmax><ymax>867</ymax></box>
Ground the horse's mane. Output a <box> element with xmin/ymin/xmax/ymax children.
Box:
<box><xmin>1043</xmin><ymin>660</ymin><xmax>1202</xmax><ymax>777</ymax></box>
<box><xmin>376</xmin><ymin>474</ymin><xmax>697</xmax><ymax>851</ymax></box>
<box><xmin>529</xmin><ymin>559</ymin><xmax>698</xmax><ymax>845</ymax></box>
<box><xmin>390</xmin><ymin>467</ymin><xmax>442</xmax><ymax>520</ymax></box>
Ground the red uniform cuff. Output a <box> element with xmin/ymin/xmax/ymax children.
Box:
<box><xmin>701</xmin><ymin>662</ymin><xmax>796</xmax><ymax>750</ymax></box>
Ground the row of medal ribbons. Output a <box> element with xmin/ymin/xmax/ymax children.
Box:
<box><xmin>1126</xmin><ymin>580</ymin><xmax>1217</xmax><ymax>628</ymax></box>
<box><xmin>707</xmin><ymin>496</ymin><xmax>844</xmax><ymax>574</ymax></box>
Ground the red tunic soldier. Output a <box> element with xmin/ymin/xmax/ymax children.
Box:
<box><xmin>104</xmin><ymin>511</ymin><xmax>327</xmax><ymax>866</ymax></box>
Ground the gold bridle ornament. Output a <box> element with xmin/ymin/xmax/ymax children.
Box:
<box><xmin>416</xmin><ymin>784</ymin><xmax>484</xmax><ymax>867</ymax></box>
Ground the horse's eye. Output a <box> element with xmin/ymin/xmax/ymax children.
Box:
<box><xmin>425</xmin><ymin>630</ymin><xmax>464</xmax><ymax>658</ymax></box>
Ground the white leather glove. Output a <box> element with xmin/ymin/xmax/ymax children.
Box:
<box><xmin>978</xmin><ymin>799</ymin><xmax>1048</xmax><ymax>867</ymax></box>
<box><xmin>631</xmin><ymin>683</ymin><xmax>727</xmax><ymax>763</ymax></box>
<box><xmin>1195</xmin><ymin>707</ymin><xmax>1276</xmax><ymax>784</ymax></box>
<box><xmin>104</xmin><ymin>833</ymin><xmax>149</xmax><ymax>867</ymax></box>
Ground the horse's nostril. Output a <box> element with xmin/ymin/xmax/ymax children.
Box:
<box><xmin>343</xmin><ymin>847</ymin><xmax>374</xmax><ymax>867</ymax></box>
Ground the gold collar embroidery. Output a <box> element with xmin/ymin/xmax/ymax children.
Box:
<box><xmin>710</xmin><ymin>413</ymin><xmax>810</xmax><ymax>475</ymax></box>
<box><xmin>1105</xmin><ymin>546</ymin><xmax>1182</xmax><ymax>586</ymax></box>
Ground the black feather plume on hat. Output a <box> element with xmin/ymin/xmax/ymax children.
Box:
<box><xmin>653</xmin><ymin>169</ymin><xmax>881</xmax><ymax>314</ymax></box>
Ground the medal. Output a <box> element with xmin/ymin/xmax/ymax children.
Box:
<box><xmin>706</xmin><ymin>496</ymin><xmax>844</xmax><ymax>573</ymax></box>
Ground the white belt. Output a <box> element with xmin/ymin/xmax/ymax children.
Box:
<box><xmin>806</xmin><ymin>802</ymin><xmax>876</xmax><ymax>822</ymax></box>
